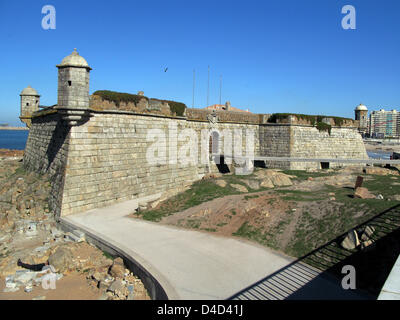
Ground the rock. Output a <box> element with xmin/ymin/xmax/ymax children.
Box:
<box><xmin>307</xmin><ymin>177</ymin><xmax>314</xmax><ymax>181</ymax></box>
<box><xmin>354</xmin><ymin>187</ymin><xmax>375</xmax><ymax>199</ymax></box>
<box><xmin>138</xmin><ymin>202</ymin><xmax>148</xmax><ymax>211</ymax></box>
<box><xmin>98</xmin><ymin>292</ymin><xmax>109</xmax><ymax>300</ymax></box>
<box><xmin>394</xmin><ymin>195</ymin><xmax>400</xmax><ymax>201</ymax></box>
<box><xmin>260</xmin><ymin>177</ymin><xmax>274</xmax><ymax>188</ymax></box>
<box><xmin>270</xmin><ymin>174</ymin><xmax>292</xmax><ymax>187</ymax></box>
<box><xmin>109</xmin><ymin>257</ymin><xmax>125</xmax><ymax>279</ymax></box>
<box><xmin>48</xmin><ymin>246</ymin><xmax>73</xmax><ymax>273</ymax></box>
<box><xmin>202</xmin><ymin>173</ymin><xmax>222</xmax><ymax>180</ymax></box>
<box><xmin>376</xmin><ymin>194</ymin><xmax>384</xmax><ymax>200</ymax></box>
<box><xmin>230</xmin><ymin>184</ymin><xmax>248</xmax><ymax>193</ymax></box>
<box><xmin>214</xmin><ymin>180</ymin><xmax>227</xmax><ymax>188</ymax></box>
<box><xmin>254</xmin><ymin>170</ymin><xmax>293</xmax><ymax>186</ymax></box>
<box><xmin>24</xmin><ymin>285</ymin><xmax>33</xmax><ymax>293</ymax></box>
<box><xmin>341</xmin><ymin>230</ymin><xmax>360</xmax><ymax>250</ymax></box>
<box><xmin>3</xmin><ymin>287</ymin><xmax>19</xmax><ymax>293</ymax></box>
<box><xmin>14</xmin><ymin>270</ymin><xmax>37</xmax><ymax>285</ymax></box>
<box><xmin>361</xmin><ymin>239</ymin><xmax>375</xmax><ymax>251</ymax></box>
<box><xmin>65</xmin><ymin>231</ymin><xmax>84</xmax><ymax>243</ymax></box>
<box><xmin>92</xmin><ymin>271</ymin><xmax>105</xmax><ymax>283</ymax></box>
<box><xmin>364</xmin><ymin>167</ymin><xmax>399</xmax><ymax>176</ymax></box>
<box><xmin>127</xmin><ymin>284</ymin><xmax>135</xmax><ymax>300</ymax></box>
<box><xmin>71</xmin><ymin>229</ymin><xmax>85</xmax><ymax>241</ymax></box>
<box><xmin>361</xmin><ymin>226</ymin><xmax>375</xmax><ymax>241</ymax></box>
<box><xmin>5</xmin><ymin>276</ymin><xmax>16</xmax><ymax>288</ymax></box>
<box><xmin>243</xmin><ymin>179</ymin><xmax>260</xmax><ymax>190</ymax></box>
<box><xmin>98</xmin><ymin>280</ymin><xmax>110</xmax><ymax>290</ymax></box>
<box><xmin>107</xmin><ymin>279</ymin><xmax>128</xmax><ymax>298</ymax></box>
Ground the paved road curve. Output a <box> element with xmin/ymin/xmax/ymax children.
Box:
<box><xmin>61</xmin><ymin>199</ymin><xmax>367</xmax><ymax>300</ymax></box>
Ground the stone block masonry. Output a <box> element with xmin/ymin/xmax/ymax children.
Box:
<box><xmin>24</xmin><ymin>109</ymin><xmax>260</xmax><ymax>216</ymax></box>
<box><xmin>23</xmin><ymin>111</ymin><xmax>71</xmax><ymax>216</ymax></box>
<box><xmin>23</xmin><ymin>107</ymin><xmax>367</xmax><ymax>216</ymax></box>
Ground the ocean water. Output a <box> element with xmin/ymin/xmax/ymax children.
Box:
<box><xmin>0</xmin><ymin>130</ymin><xmax>29</xmax><ymax>150</ymax></box>
<box><xmin>367</xmin><ymin>151</ymin><xmax>392</xmax><ymax>160</ymax></box>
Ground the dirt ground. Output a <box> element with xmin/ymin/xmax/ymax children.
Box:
<box><xmin>0</xmin><ymin>149</ymin><xmax>24</xmax><ymax>157</ymax></box>
<box><xmin>0</xmin><ymin>273</ymin><xmax>102</xmax><ymax>300</ymax></box>
<box><xmin>0</xmin><ymin>152</ymin><xmax>151</xmax><ymax>300</ymax></box>
<box><xmin>148</xmin><ymin>166</ymin><xmax>400</xmax><ymax>259</ymax></box>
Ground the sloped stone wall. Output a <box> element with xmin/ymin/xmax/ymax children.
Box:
<box><xmin>57</xmin><ymin>112</ymin><xmax>259</xmax><ymax>216</ymax></box>
<box><xmin>289</xmin><ymin>125</ymin><xmax>368</xmax><ymax>170</ymax></box>
<box><xmin>23</xmin><ymin>112</ymin><xmax>71</xmax><ymax>216</ymax></box>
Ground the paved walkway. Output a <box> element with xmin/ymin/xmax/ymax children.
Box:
<box><xmin>61</xmin><ymin>198</ymin><xmax>366</xmax><ymax>300</ymax></box>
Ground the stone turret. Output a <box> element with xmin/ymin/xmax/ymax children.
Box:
<box><xmin>20</xmin><ymin>85</ymin><xmax>40</xmax><ymax>127</ymax></box>
<box><xmin>56</xmin><ymin>48</ymin><xmax>92</xmax><ymax>125</ymax></box>
<box><xmin>355</xmin><ymin>103</ymin><xmax>368</xmax><ymax>135</ymax></box>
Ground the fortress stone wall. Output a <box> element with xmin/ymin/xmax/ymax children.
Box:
<box><xmin>20</xmin><ymin>49</ymin><xmax>368</xmax><ymax>217</ymax></box>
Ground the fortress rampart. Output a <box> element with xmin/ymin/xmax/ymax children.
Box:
<box><xmin>20</xmin><ymin>49</ymin><xmax>368</xmax><ymax>217</ymax></box>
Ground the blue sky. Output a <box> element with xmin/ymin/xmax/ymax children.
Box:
<box><xmin>0</xmin><ymin>0</ymin><xmax>399</xmax><ymax>126</ymax></box>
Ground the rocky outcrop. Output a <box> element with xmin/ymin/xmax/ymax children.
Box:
<box><xmin>354</xmin><ymin>187</ymin><xmax>375</xmax><ymax>199</ymax></box>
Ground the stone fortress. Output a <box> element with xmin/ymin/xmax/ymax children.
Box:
<box><xmin>19</xmin><ymin>49</ymin><xmax>368</xmax><ymax>217</ymax></box>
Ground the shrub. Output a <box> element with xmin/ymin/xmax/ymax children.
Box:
<box><xmin>93</xmin><ymin>90</ymin><xmax>148</xmax><ymax>107</ymax></box>
<box><xmin>316</xmin><ymin>122</ymin><xmax>332</xmax><ymax>134</ymax></box>
<box><xmin>93</xmin><ymin>90</ymin><xmax>187</xmax><ymax>116</ymax></box>
<box><xmin>267</xmin><ymin>113</ymin><xmax>350</xmax><ymax>128</ymax></box>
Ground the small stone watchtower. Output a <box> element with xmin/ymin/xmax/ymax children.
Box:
<box><xmin>20</xmin><ymin>85</ymin><xmax>40</xmax><ymax>127</ymax></box>
<box><xmin>56</xmin><ymin>48</ymin><xmax>92</xmax><ymax>109</ymax></box>
<box><xmin>355</xmin><ymin>103</ymin><xmax>368</xmax><ymax>135</ymax></box>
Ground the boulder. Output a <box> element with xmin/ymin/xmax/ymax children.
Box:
<box><xmin>107</xmin><ymin>279</ymin><xmax>128</xmax><ymax>299</ymax></box>
<box><xmin>354</xmin><ymin>187</ymin><xmax>375</xmax><ymax>199</ymax></box>
<box><xmin>48</xmin><ymin>246</ymin><xmax>73</xmax><ymax>273</ymax></box>
<box><xmin>394</xmin><ymin>195</ymin><xmax>400</xmax><ymax>201</ymax></box>
<box><xmin>109</xmin><ymin>257</ymin><xmax>126</xmax><ymax>279</ymax></box>
<box><xmin>243</xmin><ymin>179</ymin><xmax>260</xmax><ymax>190</ymax></box>
<box><xmin>202</xmin><ymin>173</ymin><xmax>222</xmax><ymax>180</ymax></box>
<box><xmin>270</xmin><ymin>174</ymin><xmax>292</xmax><ymax>187</ymax></box>
<box><xmin>214</xmin><ymin>180</ymin><xmax>227</xmax><ymax>188</ymax></box>
<box><xmin>361</xmin><ymin>226</ymin><xmax>375</xmax><ymax>241</ymax></box>
<box><xmin>260</xmin><ymin>177</ymin><xmax>274</xmax><ymax>188</ymax></box>
<box><xmin>361</xmin><ymin>239</ymin><xmax>375</xmax><ymax>251</ymax></box>
<box><xmin>364</xmin><ymin>167</ymin><xmax>399</xmax><ymax>176</ymax></box>
<box><xmin>341</xmin><ymin>230</ymin><xmax>360</xmax><ymax>250</ymax></box>
<box><xmin>230</xmin><ymin>184</ymin><xmax>248</xmax><ymax>193</ymax></box>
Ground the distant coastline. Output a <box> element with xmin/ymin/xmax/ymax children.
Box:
<box><xmin>0</xmin><ymin>127</ymin><xmax>29</xmax><ymax>131</ymax></box>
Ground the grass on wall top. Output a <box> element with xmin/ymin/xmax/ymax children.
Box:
<box><xmin>93</xmin><ymin>90</ymin><xmax>187</xmax><ymax>116</ymax></box>
<box><xmin>267</xmin><ymin>113</ymin><xmax>354</xmax><ymax>134</ymax></box>
<box><xmin>267</xmin><ymin>113</ymin><xmax>351</xmax><ymax>127</ymax></box>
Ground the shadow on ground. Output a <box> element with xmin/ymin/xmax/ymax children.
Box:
<box><xmin>229</xmin><ymin>204</ymin><xmax>400</xmax><ymax>300</ymax></box>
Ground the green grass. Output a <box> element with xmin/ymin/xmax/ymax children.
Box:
<box><xmin>244</xmin><ymin>195</ymin><xmax>259</xmax><ymax>201</ymax></box>
<box><xmin>93</xmin><ymin>90</ymin><xmax>187</xmax><ymax>116</ymax></box>
<box><xmin>267</xmin><ymin>113</ymin><xmax>352</xmax><ymax>127</ymax></box>
<box><xmin>275</xmin><ymin>189</ymin><xmax>327</xmax><ymax>202</ymax></box>
<box><xmin>284</xmin><ymin>177</ymin><xmax>400</xmax><ymax>258</ymax></box>
<box><xmin>102</xmin><ymin>250</ymin><xmax>114</xmax><ymax>260</ymax></box>
<box><xmin>281</xmin><ymin>170</ymin><xmax>338</xmax><ymax>181</ymax></box>
<box><xmin>136</xmin><ymin>175</ymin><xmax>269</xmax><ymax>221</ymax></box>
